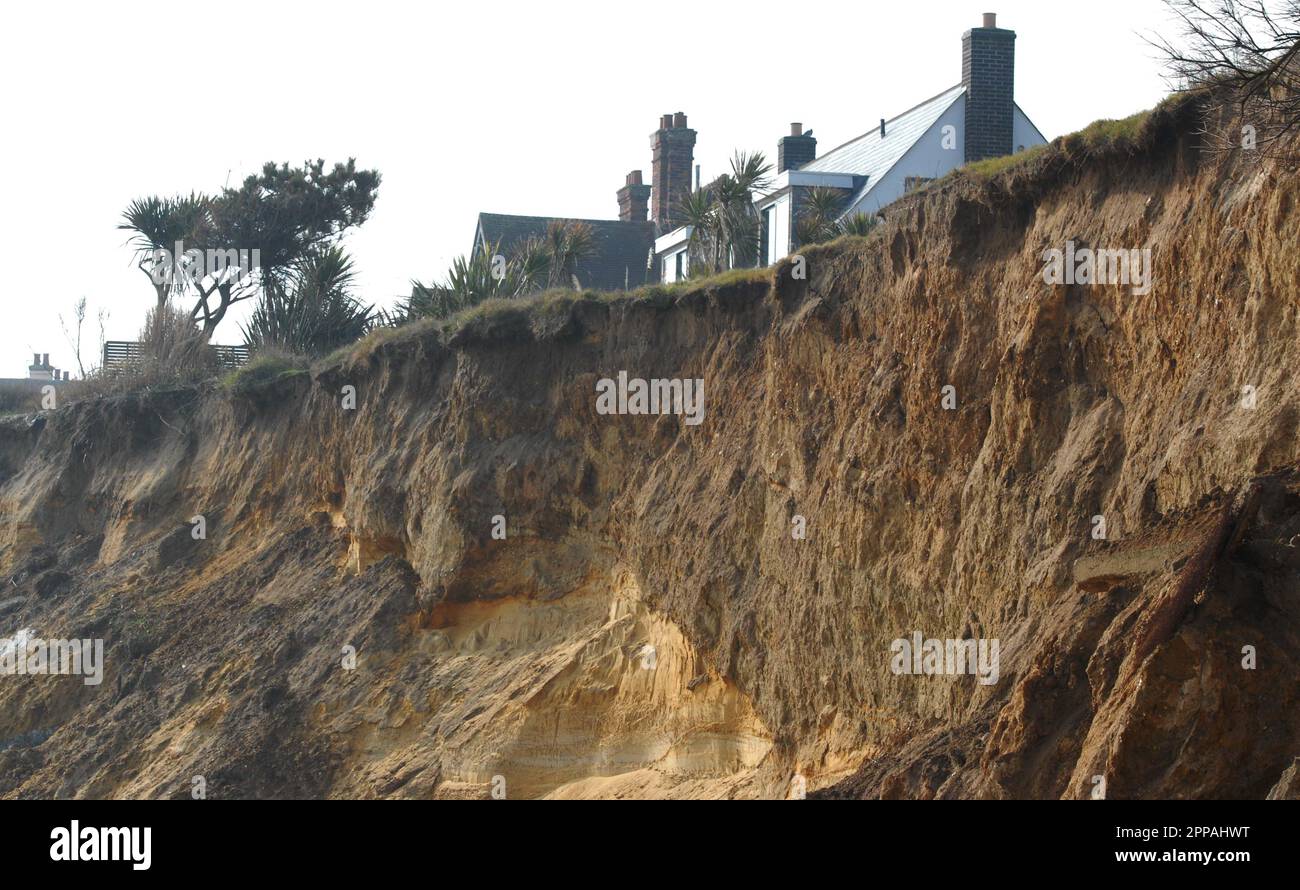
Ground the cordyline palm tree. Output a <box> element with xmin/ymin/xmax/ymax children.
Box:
<box><xmin>724</xmin><ymin>151</ymin><xmax>773</xmax><ymax>267</ymax></box>
<box><xmin>677</xmin><ymin>189</ymin><xmax>722</xmax><ymax>275</ymax></box>
<box><xmin>399</xmin><ymin>221</ymin><xmax>596</xmax><ymax>322</ymax></box>
<box><xmin>242</xmin><ymin>246</ymin><xmax>375</xmax><ymax>356</ymax></box>
<box><xmin>389</xmin><ymin>240</ymin><xmax>526</xmax><ymax>326</ymax></box>
<box><xmin>673</xmin><ymin>150</ymin><xmax>773</xmax><ymax>277</ymax></box>
<box><xmin>119</xmin><ymin>194</ymin><xmax>211</xmax><ymax>314</ymax></box>
<box><xmin>839</xmin><ymin>212</ymin><xmax>879</xmax><ymax>237</ymax></box>
<box><xmin>797</xmin><ymin>187</ymin><xmax>848</xmax><ymax>245</ymax></box>
<box><xmin>511</xmin><ymin>236</ymin><xmax>552</xmax><ymax>293</ymax></box>
<box><xmin>542</xmin><ymin>220</ymin><xmax>595</xmax><ymax>288</ymax></box>
<box><xmin>795</xmin><ymin>187</ymin><xmax>879</xmax><ymax>246</ymax></box>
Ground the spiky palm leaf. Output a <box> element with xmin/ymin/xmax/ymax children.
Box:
<box><xmin>730</xmin><ymin>151</ymin><xmax>773</xmax><ymax>194</ymax></box>
<box><xmin>242</xmin><ymin>246</ymin><xmax>374</xmax><ymax>355</ymax></box>
<box><xmin>804</xmin><ymin>186</ymin><xmax>847</xmax><ymax>221</ymax></box>
<box><xmin>795</xmin><ymin>187</ymin><xmax>853</xmax><ymax>246</ymax></box>
<box><xmin>119</xmin><ymin>193</ymin><xmax>211</xmax><ymax>303</ymax></box>
<box><xmin>674</xmin><ymin>189</ymin><xmax>721</xmax><ymax>276</ymax></box>
<box><xmin>544</xmin><ymin>221</ymin><xmax>595</xmax><ymax>288</ymax></box>
<box><xmin>838</xmin><ymin>212</ymin><xmax>879</xmax><ymax>238</ymax></box>
<box><xmin>402</xmin><ymin>222</ymin><xmax>599</xmax><ymax>324</ymax></box>
<box><xmin>513</xmin><ymin>236</ymin><xmax>552</xmax><ymax>293</ymax></box>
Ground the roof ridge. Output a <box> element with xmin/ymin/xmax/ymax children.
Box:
<box><xmin>812</xmin><ymin>82</ymin><xmax>964</xmax><ymax>165</ymax></box>
<box><xmin>478</xmin><ymin>211</ymin><xmax>651</xmax><ymax>227</ymax></box>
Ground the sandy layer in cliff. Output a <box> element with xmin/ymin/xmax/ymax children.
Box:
<box><xmin>1</xmin><ymin>93</ymin><xmax>1299</xmax><ymax>798</ymax></box>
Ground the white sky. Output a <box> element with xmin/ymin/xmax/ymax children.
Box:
<box><xmin>0</xmin><ymin>0</ymin><xmax>1181</xmax><ymax>377</ymax></box>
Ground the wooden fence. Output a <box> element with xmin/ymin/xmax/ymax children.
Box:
<box><xmin>102</xmin><ymin>341</ymin><xmax>252</xmax><ymax>372</ymax></box>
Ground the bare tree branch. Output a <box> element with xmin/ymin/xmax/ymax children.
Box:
<box><xmin>1151</xmin><ymin>0</ymin><xmax>1300</xmax><ymax>160</ymax></box>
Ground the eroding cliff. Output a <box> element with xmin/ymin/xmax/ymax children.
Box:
<box><xmin>2</xmin><ymin>95</ymin><xmax>1299</xmax><ymax>798</ymax></box>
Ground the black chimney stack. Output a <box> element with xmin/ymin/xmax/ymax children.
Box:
<box><xmin>778</xmin><ymin>123</ymin><xmax>817</xmax><ymax>172</ymax></box>
<box><xmin>962</xmin><ymin>12</ymin><xmax>1016</xmax><ymax>162</ymax></box>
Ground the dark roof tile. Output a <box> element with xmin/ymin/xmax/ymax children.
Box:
<box><xmin>475</xmin><ymin>213</ymin><xmax>656</xmax><ymax>291</ymax></box>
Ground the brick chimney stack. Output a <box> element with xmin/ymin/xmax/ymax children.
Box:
<box><xmin>617</xmin><ymin>170</ymin><xmax>652</xmax><ymax>222</ymax></box>
<box><xmin>778</xmin><ymin>122</ymin><xmax>817</xmax><ymax>173</ymax></box>
<box><xmin>650</xmin><ymin>112</ymin><xmax>696</xmax><ymax>231</ymax></box>
<box><xmin>962</xmin><ymin>12</ymin><xmax>1016</xmax><ymax>163</ymax></box>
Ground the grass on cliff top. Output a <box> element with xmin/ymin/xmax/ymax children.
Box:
<box><xmin>941</xmin><ymin>92</ymin><xmax>1197</xmax><ymax>188</ymax></box>
<box><xmin>637</xmin><ymin>266</ymin><xmax>771</xmax><ymax>296</ymax></box>
<box><xmin>325</xmin><ymin>266</ymin><xmax>775</xmax><ymax>368</ymax></box>
<box><xmin>957</xmin><ymin>111</ymin><xmax>1150</xmax><ymax>180</ymax></box>
<box><xmin>221</xmin><ymin>351</ymin><xmax>309</xmax><ymax>393</ymax></box>
<box><xmin>1070</xmin><ymin>110</ymin><xmax>1153</xmax><ymax>149</ymax></box>
<box><xmin>326</xmin><ymin>317</ymin><xmax>438</xmax><ymax>366</ymax></box>
<box><xmin>960</xmin><ymin>143</ymin><xmax>1052</xmax><ymax>179</ymax></box>
<box><xmin>0</xmin><ymin>381</ymin><xmax>44</xmax><ymax>417</ymax></box>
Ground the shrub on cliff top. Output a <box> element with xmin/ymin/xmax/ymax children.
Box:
<box><xmin>242</xmin><ymin>247</ymin><xmax>376</xmax><ymax>357</ymax></box>
<box><xmin>0</xmin><ymin>382</ymin><xmax>43</xmax><ymax>416</ymax></box>
<box><xmin>393</xmin><ymin>221</ymin><xmax>598</xmax><ymax>325</ymax></box>
<box><xmin>221</xmin><ymin>350</ymin><xmax>308</xmax><ymax>394</ymax></box>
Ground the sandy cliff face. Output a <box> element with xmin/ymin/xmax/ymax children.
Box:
<box><xmin>1</xmin><ymin>97</ymin><xmax>1298</xmax><ymax>799</ymax></box>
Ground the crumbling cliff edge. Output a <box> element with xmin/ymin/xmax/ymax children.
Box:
<box><xmin>2</xmin><ymin>96</ymin><xmax>1299</xmax><ymax>799</ymax></box>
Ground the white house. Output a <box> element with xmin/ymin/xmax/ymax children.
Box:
<box><xmin>656</xmin><ymin>226</ymin><xmax>693</xmax><ymax>283</ymax></box>
<box><xmin>659</xmin><ymin>13</ymin><xmax>1047</xmax><ymax>274</ymax></box>
<box><xmin>467</xmin><ymin>15</ymin><xmax>1047</xmax><ymax>290</ymax></box>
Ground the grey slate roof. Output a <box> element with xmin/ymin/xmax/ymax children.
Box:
<box><xmin>802</xmin><ymin>84</ymin><xmax>966</xmax><ymax>179</ymax></box>
<box><xmin>474</xmin><ymin>213</ymin><xmax>656</xmax><ymax>292</ymax></box>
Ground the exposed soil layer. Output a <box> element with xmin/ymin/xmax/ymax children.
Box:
<box><xmin>2</xmin><ymin>96</ymin><xmax>1298</xmax><ymax>798</ymax></box>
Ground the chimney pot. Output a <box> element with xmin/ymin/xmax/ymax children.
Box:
<box><xmin>880</xmin><ymin>118</ymin><xmax>886</xmax><ymax>138</ymax></box>
<box><xmin>42</xmin><ymin>354</ymin><xmax>49</xmax><ymax>367</ymax></box>
<box><xmin>32</xmin><ymin>353</ymin><xmax>39</xmax><ymax>366</ymax></box>
<box><xmin>660</xmin><ymin>114</ymin><xmax>673</xmax><ymax>130</ymax></box>
<box><xmin>673</xmin><ymin>111</ymin><xmax>687</xmax><ymax>128</ymax></box>
<box><xmin>64</xmin><ymin>371</ymin><xmax>70</xmax><ymax>381</ymax></box>
<box><xmin>778</xmin><ymin>124</ymin><xmax>817</xmax><ymax>172</ymax></box>
<box><xmin>983</xmin><ymin>12</ymin><xmax>997</xmax><ymax>28</ymax></box>
<box><xmin>618</xmin><ymin>169</ymin><xmax>652</xmax><ymax>222</ymax></box>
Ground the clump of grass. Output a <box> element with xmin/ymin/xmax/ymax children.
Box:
<box><xmin>221</xmin><ymin>349</ymin><xmax>308</xmax><ymax>393</ymax></box>
<box><xmin>318</xmin><ymin>268</ymin><xmax>776</xmax><ymax>371</ymax></box>
<box><xmin>0</xmin><ymin>381</ymin><xmax>44</xmax><ymax>416</ymax></box>
<box><xmin>630</xmin><ymin>266</ymin><xmax>770</xmax><ymax>301</ymax></box>
<box><xmin>687</xmin><ymin>266</ymin><xmax>770</xmax><ymax>290</ymax></box>
<box><xmin>629</xmin><ymin>281</ymin><xmax>691</xmax><ymax>302</ymax></box>
<box><xmin>60</xmin><ymin>303</ymin><xmax>225</xmax><ymax>405</ymax></box>
<box><xmin>444</xmin><ymin>296</ymin><xmax>532</xmax><ymax>331</ymax></box>
<box><xmin>946</xmin><ymin>96</ymin><xmax>1191</xmax><ymax>189</ymax></box>
<box><xmin>1061</xmin><ymin>109</ymin><xmax>1153</xmax><ymax>156</ymax></box>
<box><xmin>321</xmin><ymin>318</ymin><xmax>438</xmax><ymax>369</ymax></box>
<box><xmin>961</xmin><ymin>143</ymin><xmax>1051</xmax><ymax>179</ymax></box>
